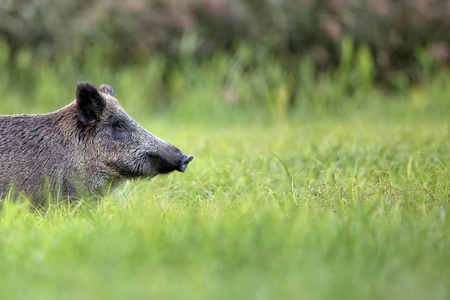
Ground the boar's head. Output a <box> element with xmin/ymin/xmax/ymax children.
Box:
<box><xmin>75</xmin><ymin>82</ymin><xmax>193</xmax><ymax>184</ymax></box>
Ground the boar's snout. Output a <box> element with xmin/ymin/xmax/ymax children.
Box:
<box><xmin>151</xmin><ymin>149</ymin><xmax>194</xmax><ymax>175</ymax></box>
<box><xmin>178</xmin><ymin>154</ymin><xmax>194</xmax><ymax>173</ymax></box>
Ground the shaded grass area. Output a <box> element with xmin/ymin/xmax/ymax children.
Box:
<box><xmin>0</xmin><ymin>115</ymin><xmax>449</xmax><ymax>299</ymax></box>
<box><xmin>0</xmin><ymin>43</ymin><xmax>449</xmax><ymax>123</ymax></box>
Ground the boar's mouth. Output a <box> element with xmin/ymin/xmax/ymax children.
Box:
<box><xmin>151</xmin><ymin>154</ymin><xmax>194</xmax><ymax>174</ymax></box>
<box><xmin>112</xmin><ymin>153</ymin><xmax>193</xmax><ymax>179</ymax></box>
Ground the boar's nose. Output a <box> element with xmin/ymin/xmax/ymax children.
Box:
<box><xmin>177</xmin><ymin>155</ymin><xmax>194</xmax><ymax>173</ymax></box>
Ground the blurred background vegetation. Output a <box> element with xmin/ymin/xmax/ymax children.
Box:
<box><xmin>0</xmin><ymin>0</ymin><xmax>449</xmax><ymax>120</ymax></box>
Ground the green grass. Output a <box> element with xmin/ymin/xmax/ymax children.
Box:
<box><xmin>1</xmin><ymin>117</ymin><xmax>448</xmax><ymax>300</ymax></box>
<box><xmin>0</xmin><ymin>50</ymin><xmax>449</xmax><ymax>299</ymax></box>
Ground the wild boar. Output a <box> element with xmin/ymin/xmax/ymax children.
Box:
<box><xmin>0</xmin><ymin>82</ymin><xmax>193</xmax><ymax>203</ymax></box>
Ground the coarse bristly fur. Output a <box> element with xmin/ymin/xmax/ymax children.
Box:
<box><xmin>0</xmin><ymin>82</ymin><xmax>193</xmax><ymax>204</ymax></box>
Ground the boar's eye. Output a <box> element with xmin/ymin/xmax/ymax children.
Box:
<box><xmin>116</xmin><ymin>122</ymin><xmax>126</xmax><ymax>131</ymax></box>
<box><xmin>112</xmin><ymin>121</ymin><xmax>130</xmax><ymax>140</ymax></box>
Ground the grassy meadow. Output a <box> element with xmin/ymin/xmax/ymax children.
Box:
<box><xmin>0</xmin><ymin>47</ymin><xmax>449</xmax><ymax>299</ymax></box>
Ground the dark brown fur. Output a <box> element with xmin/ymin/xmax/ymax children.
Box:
<box><xmin>0</xmin><ymin>82</ymin><xmax>193</xmax><ymax>203</ymax></box>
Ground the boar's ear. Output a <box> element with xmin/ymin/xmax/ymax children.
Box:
<box><xmin>99</xmin><ymin>84</ymin><xmax>115</xmax><ymax>97</ymax></box>
<box><xmin>76</xmin><ymin>81</ymin><xmax>106</xmax><ymax>126</ymax></box>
